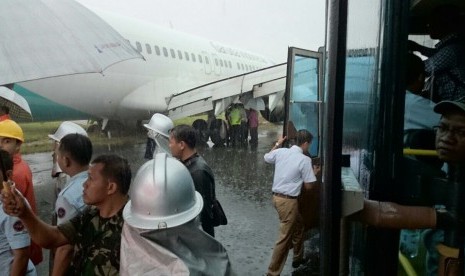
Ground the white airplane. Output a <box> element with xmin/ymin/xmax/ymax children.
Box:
<box><xmin>13</xmin><ymin>7</ymin><xmax>284</xmax><ymax>130</ymax></box>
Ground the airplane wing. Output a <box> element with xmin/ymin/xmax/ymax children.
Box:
<box><xmin>166</xmin><ymin>63</ymin><xmax>286</xmax><ymax>120</ymax></box>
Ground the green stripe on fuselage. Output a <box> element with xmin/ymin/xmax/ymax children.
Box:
<box><xmin>14</xmin><ymin>85</ymin><xmax>93</xmax><ymax>122</ymax></box>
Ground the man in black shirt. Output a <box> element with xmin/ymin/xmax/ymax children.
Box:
<box><xmin>169</xmin><ymin>124</ymin><xmax>216</xmax><ymax>236</ymax></box>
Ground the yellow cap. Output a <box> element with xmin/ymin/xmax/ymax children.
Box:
<box><xmin>0</xmin><ymin>120</ymin><xmax>24</xmax><ymax>142</ymax></box>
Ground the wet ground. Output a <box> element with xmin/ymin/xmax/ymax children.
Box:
<box><xmin>28</xmin><ymin>124</ymin><xmax>316</xmax><ymax>275</ymax></box>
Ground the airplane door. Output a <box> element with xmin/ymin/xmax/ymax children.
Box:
<box><xmin>283</xmin><ymin>47</ymin><xmax>323</xmax><ymax>157</ymax></box>
<box><xmin>202</xmin><ymin>51</ymin><xmax>212</xmax><ymax>75</ymax></box>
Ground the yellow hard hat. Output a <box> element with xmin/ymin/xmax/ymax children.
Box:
<box><xmin>0</xmin><ymin>120</ymin><xmax>24</xmax><ymax>142</ymax></box>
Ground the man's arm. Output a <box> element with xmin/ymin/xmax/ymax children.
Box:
<box><xmin>2</xmin><ymin>187</ymin><xmax>69</xmax><ymax>248</ymax></box>
<box><xmin>10</xmin><ymin>247</ymin><xmax>29</xmax><ymax>276</ymax></box>
<box><xmin>408</xmin><ymin>40</ymin><xmax>436</xmax><ymax>57</ymax></box>
<box><xmin>302</xmin><ymin>181</ymin><xmax>319</xmax><ymax>192</ymax></box>
<box><xmin>264</xmin><ymin>136</ymin><xmax>287</xmax><ymax>163</ymax></box>
<box><xmin>52</xmin><ymin>245</ymin><xmax>74</xmax><ymax>276</ymax></box>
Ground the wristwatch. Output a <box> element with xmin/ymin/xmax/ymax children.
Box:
<box><xmin>275</xmin><ymin>142</ymin><xmax>280</xmax><ymax>147</ymax></box>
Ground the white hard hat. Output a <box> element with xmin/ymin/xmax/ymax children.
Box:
<box><xmin>123</xmin><ymin>152</ymin><xmax>203</xmax><ymax>230</ymax></box>
<box><xmin>48</xmin><ymin>121</ymin><xmax>88</xmax><ymax>142</ymax></box>
<box><xmin>143</xmin><ymin>113</ymin><xmax>173</xmax><ymax>138</ymax></box>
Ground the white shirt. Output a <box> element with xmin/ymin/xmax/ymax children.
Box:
<box><xmin>404</xmin><ymin>91</ymin><xmax>440</xmax><ymax>130</ymax></box>
<box><xmin>264</xmin><ymin>145</ymin><xmax>316</xmax><ymax>197</ymax></box>
<box><xmin>55</xmin><ymin>170</ymin><xmax>88</xmax><ymax>225</ymax></box>
<box><xmin>0</xmin><ymin>203</ymin><xmax>36</xmax><ymax>275</ymax></box>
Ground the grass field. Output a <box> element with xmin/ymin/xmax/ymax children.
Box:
<box><xmin>18</xmin><ymin>115</ymin><xmax>214</xmax><ymax>154</ymax></box>
<box><xmin>18</xmin><ymin>113</ymin><xmax>281</xmax><ymax>154</ymax></box>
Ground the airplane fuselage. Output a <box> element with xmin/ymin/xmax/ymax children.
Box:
<box><xmin>16</xmin><ymin>8</ymin><xmax>274</xmax><ymax>123</ymax></box>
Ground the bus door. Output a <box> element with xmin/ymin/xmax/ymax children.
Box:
<box><xmin>283</xmin><ymin>47</ymin><xmax>323</xmax><ymax>157</ymax></box>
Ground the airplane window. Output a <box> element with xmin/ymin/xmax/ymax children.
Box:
<box><xmin>241</xmin><ymin>64</ymin><xmax>244</xmax><ymax>70</ymax></box>
<box><xmin>198</xmin><ymin>55</ymin><xmax>203</xmax><ymax>63</ymax></box>
<box><xmin>163</xmin><ymin>47</ymin><xmax>168</xmax><ymax>57</ymax></box>
<box><xmin>191</xmin><ymin>53</ymin><xmax>196</xmax><ymax>62</ymax></box>
<box><xmin>177</xmin><ymin>50</ymin><xmax>183</xmax><ymax>59</ymax></box>
<box><xmin>184</xmin><ymin>52</ymin><xmax>189</xmax><ymax>61</ymax></box>
<box><xmin>237</xmin><ymin>63</ymin><xmax>241</xmax><ymax>70</ymax></box>
<box><xmin>135</xmin><ymin>42</ymin><xmax>142</xmax><ymax>53</ymax></box>
<box><xmin>219</xmin><ymin>59</ymin><xmax>224</xmax><ymax>67</ymax></box>
<box><xmin>170</xmin><ymin>49</ymin><xmax>176</xmax><ymax>58</ymax></box>
<box><xmin>205</xmin><ymin>57</ymin><xmax>209</xmax><ymax>64</ymax></box>
<box><xmin>215</xmin><ymin>59</ymin><xmax>218</xmax><ymax>66</ymax></box>
<box><xmin>145</xmin><ymin>44</ymin><xmax>152</xmax><ymax>54</ymax></box>
<box><xmin>154</xmin><ymin>45</ymin><xmax>160</xmax><ymax>56</ymax></box>
<box><xmin>228</xmin><ymin>61</ymin><xmax>232</xmax><ymax>68</ymax></box>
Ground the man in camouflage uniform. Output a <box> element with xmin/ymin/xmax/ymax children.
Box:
<box><xmin>1</xmin><ymin>154</ymin><xmax>131</xmax><ymax>275</ymax></box>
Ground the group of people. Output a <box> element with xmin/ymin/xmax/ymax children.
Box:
<box><xmin>0</xmin><ymin>113</ymin><xmax>232</xmax><ymax>275</ymax></box>
<box><xmin>225</xmin><ymin>103</ymin><xmax>259</xmax><ymax>148</ymax></box>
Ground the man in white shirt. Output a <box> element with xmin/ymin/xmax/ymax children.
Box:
<box><xmin>52</xmin><ymin>133</ymin><xmax>92</xmax><ymax>275</ymax></box>
<box><xmin>264</xmin><ymin>129</ymin><xmax>319</xmax><ymax>276</ymax></box>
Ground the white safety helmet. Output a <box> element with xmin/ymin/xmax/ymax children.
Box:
<box><xmin>144</xmin><ymin>113</ymin><xmax>173</xmax><ymax>155</ymax></box>
<box><xmin>48</xmin><ymin>121</ymin><xmax>88</xmax><ymax>142</ymax></box>
<box><xmin>123</xmin><ymin>152</ymin><xmax>203</xmax><ymax>230</ymax></box>
<box><xmin>143</xmin><ymin>113</ymin><xmax>173</xmax><ymax>138</ymax></box>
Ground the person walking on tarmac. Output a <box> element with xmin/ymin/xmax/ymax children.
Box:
<box><xmin>248</xmin><ymin>108</ymin><xmax>259</xmax><ymax>148</ymax></box>
<box><xmin>264</xmin><ymin>130</ymin><xmax>320</xmax><ymax>276</ymax></box>
<box><xmin>169</xmin><ymin>124</ymin><xmax>217</xmax><ymax>237</ymax></box>
<box><xmin>227</xmin><ymin>104</ymin><xmax>242</xmax><ymax>147</ymax></box>
<box><xmin>354</xmin><ymin>100</ymin><xmax>465</xmax><ymax>276</ymax></box>
<box><xmin>121</xmin><ymin>153</ymin><xmax>231</xmax><ymax>275</ymax></box>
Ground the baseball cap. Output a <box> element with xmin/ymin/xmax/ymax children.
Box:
<box><xmin>434</xmin><ymin>100</ymin><xmax>465</xmax><ymax>115</ymax></box>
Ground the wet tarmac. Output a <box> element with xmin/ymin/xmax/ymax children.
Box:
<box><xmin>28</xmin><ymin>124</ymin><xmax>309</xmax><ymax>276</ymax></box>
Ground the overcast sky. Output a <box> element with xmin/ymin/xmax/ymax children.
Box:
<box><xmin>77</xmin><ymin>0</ymin><xmax>326</xmax><ymax>63</ymax></box>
